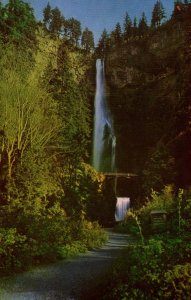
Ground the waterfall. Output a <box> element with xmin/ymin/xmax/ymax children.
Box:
<box><xmin>115</xmin><ymin>197</ymin><xmax>130</xmax><ymax>221</ymax></box>
<box><xmin>93</xmin><ymin>59</ymin><xmax>116</xmax><ymax>172</ymax></box>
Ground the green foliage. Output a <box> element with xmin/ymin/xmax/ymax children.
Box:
<box><xmin>101</xmin><ymin>239</ymin><xmax>191</xmax><ymax>299</ymax></box>
<box><xmin>115</xmin><ymin>185</ymin><xmax>191</xmax><ymax>237</ymax></box>
<box><xmin>96</xmin><ymin>187</ymin><xmax>191</xmax><ymax>299</ymax></box>
<box><xmin>0</xmin><ymin>0</ymin><xmax>36</xmax><ymax>47</ymax></box>
<box><xmin>49</xmin><ymin>7</ymin><xmax>63</xmax><ymax>36</ymax></box>
<box><xmin>65</xmin><ymin>17</ymin><xmax>82</xmax><ymax>46</ymax></box>
<box><xmin>57</xmin><ymin>241</ymin><xmax>87</xmax><ymax>258</ymax></box>
<box><xmin>143</xmin><ymin>144</ymin><xmax>176</xmax><ymax>195</ymax></box>
<box><xmin>151</xmin><ymin>0</ymin><xmax>166</xmax><ymax>27</ymax></box>
<box><xmin>183</xmin><ymin>189</ymin><xmax>191</xmax><ymax>227</ymax></box>
<box><xmin>62</xmin><ymin>163</ymin><xmax>105</xmax><ymax>220</ymax></box>
<box><xmin>163</xmin><ymin>263</ymin><xmax>191</xmax><ymax>299</ymax></box>
<box><xmin>0</xmin><ymin>228</ymin><xmax>29</xmax><ymax>272</ymax></box>
<box><xmin>96</xmin><ymin>29</ymin><xmax>110</xmax><ymax>58</ymax></box>
<box><xmin>177</xmin><ymin>188</ymin><xmax>183</xmax><ymax>234</ymax></box>
<box><xmin>138</xmin><ymin>12</ymin><xmax>148</xmax><ymax>37</ymax></box>
<box><xmin>0</xmin><ymin>46</ymin><xmax>60</xmax><ymax>203</ymax></box>
<box><xmin>0</xmin><ymin>22</ymin><xmax>106</xmax><ymax>276</ymax></box>
<box><xmin>47</xmin><ymin>42</ymin><xmax>91</xmax><ymax>166</ymax></box>
<box><xmin>56</xmin><ymin>221</ymin><xmax>107</xmax><ymax>258</ymax></box>
<box><xmin>43</xmin><ymin>2</ymin><xmax>51</xmax><ymax>28</ymax></box>
<box><xmin>123</xmin><ymin>12</ymin><xmax>133</xmax><ymax>41</ymax></box>
<box><xmin>43</xmin><ymin>3</ymin><xmax>64</xmax><ymax>36</ymax></box>
<box><xmin>0</xmin><ymin>200</ymin><xmax>107</xmax><ymax>273</ymax></box>
<box><xmin>124</xmin><ymin>210</ymin><xmax>145</xmax><ymax>245</ymax></box>
<box><xmin>81</xmin><ymin>27</ymin><xmax>94</xmax><ymax>52</ymax></box>
<box><xmin>78</xmin><ymin>220</ymin><xmax>108</xmax><ymax>249</ymax></box>
<box><xmin>112</xmin><ymin>22</ymin><xmax>122</xmax><ymax>47</ymax></box>
<box><xmin>42</xmin><ymin>3</ymin><xmax>82</xmax><ymax>45</ymax></box>
<box><xmin>148</xmin><ymin>185</ymin><xmax>174</xmax><ymax>210</ymax></box>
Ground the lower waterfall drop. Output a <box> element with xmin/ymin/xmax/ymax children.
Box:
<box><xmin>115</xmin><ymin>197</ymin><xmax>130</xmax><ymax>222</ymax></box>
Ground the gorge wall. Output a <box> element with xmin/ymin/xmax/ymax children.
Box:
<box><xmin>103</xmin><ymin>17</ymin><xmax>191</xmax><ymax>192</ymax></box>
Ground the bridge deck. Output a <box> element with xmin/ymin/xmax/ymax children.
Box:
<box><xmin>103</xmin><ymin>172</ymin><xmax>137</xmax><ymax>178</ymax></box>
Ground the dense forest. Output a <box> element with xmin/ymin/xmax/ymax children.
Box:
<box><xmin>0</xmin><ymin>0</ymin><xmax>191</xmax><ymax>297</ymax></box>
<box><xmin>0</xmin><ymin>0</ymin><xmax>107</xmax><ymax>274</ymax></box>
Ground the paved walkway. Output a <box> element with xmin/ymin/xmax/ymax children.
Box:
<box><xmin>0</xmin><ymin>230</ymin><xmax>131</xmax><ymax>300</ymax></box>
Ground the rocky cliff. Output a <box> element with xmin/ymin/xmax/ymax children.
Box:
<box><xmin>103</xmin><ymin>19</ymin><xmax>190</xmax><ymax>190</ymax></box>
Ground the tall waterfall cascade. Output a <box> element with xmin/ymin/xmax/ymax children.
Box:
<box><xmin>92</xmin><ymin>59</ymin><xmax>116</xmax><ymax>172</ymax></box>
<box><xmin>92</xmin><ymin>59</ymin><xmax>130</xmax><ymax>222</ymax></box>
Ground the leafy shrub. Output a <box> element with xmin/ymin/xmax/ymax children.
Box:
<box><xmin>162</xmin><ymin>263</ymin><xmax>191</xmax><ymax>299</ymax></box>
<box><xmin>0</xmin><ymin>200</ymin><xmax>107</xmax><ymax>274</ymax></box>
<box><xmin>116</xmin><ymin>186</ymin><xmax>188</xmax><ymax>235</ymax></box>
<box><xmin>138</xmin><ymin>185</ymin><xmax>175</xmax><ymax>232</ymax></box>
<box><xmin>99</xmin><ymin>237</ymin><xmax>191</xmax><ymax>300</ymax></box>
<box><xmin>50</xmin><ymin>219</ymin><xmax>107</xmax><ymax>259</ymax></box>
<box><xmin>78</xmin><ymin>220</ymin><xmax>108</xmax><ymax>249</ymax></box>
<box><xmin>114</xmin><ymin>218</ymin><xmax>139</xmax><ymax>235</ymax></box>
<box><xmin>0</xmin><ymin>228</ymin><xmax>29</xmax><ymax>273</ymax></box>
<box><xmin>142</xmin><ymin>144</ymin><xmax>176</xmax><ymax>195</ymax></box>
<box><xmin>56</xmin><ymin>241</ymin><xmax>87</xmax><ymax>258</ymax></box>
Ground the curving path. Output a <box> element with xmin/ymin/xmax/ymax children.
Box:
<box><xmin>0</xmin><ymin>230</ymin><xmax>131</xmax><ymax>300</ymax></box>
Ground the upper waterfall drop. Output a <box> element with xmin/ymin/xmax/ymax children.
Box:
<box><xmin>92</xmin><ymin>59</ymin><xmax>116</xmax><ymax>172</ymax></box>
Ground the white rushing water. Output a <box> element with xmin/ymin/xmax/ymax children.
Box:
<box><xmin>92</xmin><ymin>60</ymin><xmax>130</xmax><ymax>221</ymax></box>
<box><xmin>115</xmin><ymin>197</ymin><xmax>130</xmax><ymax>221</ymax></box>
<box><xmin>93</xmin><ymin>59</ymin><xmax>116</xmax><ymax>172</ymax></box>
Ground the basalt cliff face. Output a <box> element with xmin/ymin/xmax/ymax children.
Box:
<box><xmin>106</xmin><ymin>25</ymin><xmax>183</xmax><ymax>87</ymax></box>
<box><xmin>104</xmin><ymin>21</ymin><xmax>191</xmax><ymax>189</ymax></box>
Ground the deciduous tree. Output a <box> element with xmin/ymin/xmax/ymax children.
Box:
<box><xmin>0</xmin><ymin>47</ymin><xmax>59</xmax><ymax>198</ymax></box>
<box><xmin>3</xmin><ymin>0</ymin><xmax>36</xmax><ymax>46</ymax></box>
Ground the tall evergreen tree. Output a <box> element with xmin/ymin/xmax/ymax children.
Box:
<box><xmin>65</xmin><ymin>18</ymin><xmax>81</xmax><ymax>46</ymax></box>
<box><xmin>138</xmin><ymin>12</ymin><xmax>148</xmax><ymax>37</ymax></box>
<box><xmin>43</xmin><ymin>2</ymin><xmax>51</xmax><ymax>31</ymax></box>
<box><xmin>48</xmin><ymin>42</ymin><xmax>91</xmax><ymax>170</ymax></box>
<box><xmin>113</xmin><ymin>22</ymin><xmax>122</xmax><ymax>47</ymax></box>
<box><xmin>0</xmin><ymin>1</ymin><xmax>6</xmax><ymax>40</ymax></box>
<box><xmin>96</xmin><ymin>29</ymin><xmax>110</xmax><ymax>57</ymax></box>
<box><xmin>81</xmin><ymin>27</ymin><xmax>94</xmax><ymax>52</ymax></box>
<box><xmin>133</xmin><ymin>17</ymin><xmax>138</xmax><ymax>36</ymax></box>
<box><xmin>123</xmin><ymin>12</ymin><xmax>132</xmax><ymax>41</ymax></box>
<box><xmin>49</xmin><ymin>7</ymin><xmax>63</xmax><ymax>36</ymax></box>
<box><xmin>151</xmin><ymin>0</ymin><xmax>166</xmax><ymax>27</ymax></box>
